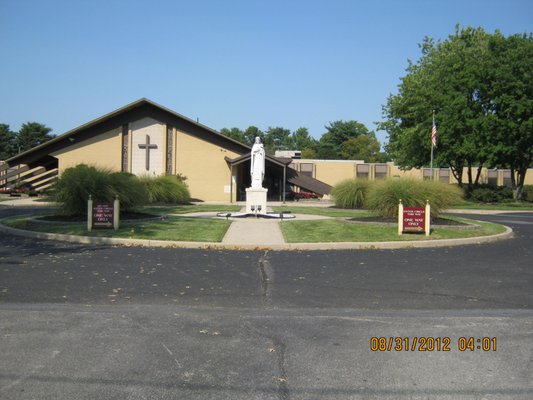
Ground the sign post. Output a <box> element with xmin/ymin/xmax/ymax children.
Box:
<box><xmin>425</xmin><ymin>200</ymin><xmax>431</xmax><ymax>236</ymax></box>
<box><xmin>398</xmin><ymin>199</ymin><xmax>403</xmax><ymax>235</ymax></box>
<box><xmin>87</xmin><ymin>195</ymin><xmax>93</xmax><ymax>232</ymax></box>
<box><xmin>399</xmin><ymin>200</ymin><xmax>431</xmax><ymax>236</ymax></box>
<box><xmin>87</xmin><ymin>196</ymin><xmax>120</xmax><ymax>231</ymax></box>
<box><xmin>113</xmin><ymin>195</ymin><xmax>120</xmax><ymax>230</ymax></box>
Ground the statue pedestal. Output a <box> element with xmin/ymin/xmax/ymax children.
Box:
<box><xmin>246</xmin><ymin>187</ymin><xmax>268</xmax><ymax>215</ymax></box>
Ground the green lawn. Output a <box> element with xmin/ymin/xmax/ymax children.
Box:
<box><xmin>3</xmin><ymin>216</ymin><xmax>231</xmax><ymax>242</ymax></box>
<box><xmin>142</xmin><ymin>204</ymin><xmax>241</xmax><ymax>214</ymax></box>
<box><xmin>449</xmin><ymin>201</ymin><xmax>533</xmax><ymax>210</ymax></box>
<box><xmin>280</xmin><ymin>218</ymin><xmax>507</xmax><ymax>243</ymax></box>
<box><xmin>272</xmin><ymin>206</ymin><xmax>371</xmax><ymax>217</ymax></box>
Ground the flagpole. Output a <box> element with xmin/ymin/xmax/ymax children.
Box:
<box><xmin>430</xmin><ymin>110</ymin><xmax>435</xmax><ymax>180</ymax></box>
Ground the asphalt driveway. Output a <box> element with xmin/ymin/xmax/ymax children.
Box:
<box><xmin>1</xmin><ymin>206</ymin><xmax>532</xmax><ymax>399</ymax></box>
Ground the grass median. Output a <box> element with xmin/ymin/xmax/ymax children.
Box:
<box><xmin>3</xmin><ymin>215</ymin><xmax>231</xmax><ymax>242</ymax></box>
<box><xmin>449</xmin><ymin>201</ymin><xmax>533</xmax><ymax>210</ymax></box>
<box><xmin>279</xmin><ymin>217</ymin><xmax>507</xmax><ymax>243</ymax></box>
<box><xmin>272</xmin><ymin>206</ymin><xmax>371</xmax><ymax>217</ymax></box>
<box><xmin>142</xmin><ymin>204</ymin><xmax>241</xmax><ymax>214</ymax></box>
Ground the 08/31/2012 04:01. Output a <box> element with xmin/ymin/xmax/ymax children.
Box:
<box><xmin>369</xmin><ymin>337</ymin><xmax>497</xmax><ymax>352</ymax></box>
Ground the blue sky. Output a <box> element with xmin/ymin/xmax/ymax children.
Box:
<box><xmin>1</xmin><ymin>0</ymin><xmax>531</xmax><ymax>146</ymax></box>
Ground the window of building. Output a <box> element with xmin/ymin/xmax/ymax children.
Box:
<box><xmin>423</xmin><ymin>169</ymin><xmax>433</xmax><ymax>181</ymax></box>
<box><xmin>375</xmin><ymin>164</ymin><xmax>388</xmax><ymax>179</ymax></box>
<box><xmin>487</xmin><ymin>170</ymin><xmax>498</xmax><ymax>186</ymax></box>
<box><xmin>502</xmin><ymin>170</ymin><xmax>512</xmax><ymax>187</ymax></box>
<box><xmin>439</xmin><ymin>168</ymin><xmax>450</xmax><ymax>183</ymax></box>
<box><xmin>356</xmin><ymin>164</ymin><xmax>369</xmax><ymax>179</ymax></box>
<box><xmin>300</xmin><ymin>163</ymin><xmax>313</xmax><ymax>177</ymax></box>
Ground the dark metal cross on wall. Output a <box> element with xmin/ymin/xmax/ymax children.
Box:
<box><xmin>138</xmin><ymin>134</ymin><xmax>158</xmax><ymax>171</ymax></box>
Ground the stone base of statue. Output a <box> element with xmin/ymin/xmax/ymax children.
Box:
<box><xmin>245</xmin><ymin>187</ymin><xmax>268</xmax><ymax>215</ymax></box>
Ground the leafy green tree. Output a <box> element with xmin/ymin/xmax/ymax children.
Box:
<box><xmin>315</xmin><ymin>141</ymin><xmax>339</xmax><ymax>159</ymax></box>
<box><xmin>292</xmin><ymin>127</ymin><xmax>317</xmax><ymax>151</ymax></box>
<box><xmin>486</xmin><ymin>32</ymin><xmax>533</xmax><ymax>200</ymax></box>
<box><xmin>301</xmin><ymin>147</ymin><xmax>317</xmax><ymax>159</ymax></box>
<box><xmin>319</xmin><ymin>120</ymin><xmax>374</xmax><ymax>159</ymax></box>
<box><xmin>0</xmin><ymin>124</ymin><xmax>17</xmax><ymax>159</ymax></box>
<box><xmin>243</xmin><ymin>126</ymin><xmax>264</xmax><ymax>146</ymax></box>
<box><xmin>16</xmin><ymin>122</ymin><xmax>53</xmax><ymax>152</ymax></box>
<box><xmin>341</xmin><ymin>134</ymin><xmax>382</xmax><ymax>161</ymax></box>
<box><xmin>382</xmin><ymin>26</ymin><xmax>532</xmax><ymax>198</ymax></box>
<box><xmin>263</xmin><ymin>126</ymin><xmax>293</xmax><ymax>154</ymax></box>
<box><xmin>220</xmin><ymin>127</ymin><xmax>245</xmax><ymax>143</ymax></box>
<box><xmin>381</xmin><ymin>26</ymin><xmax>496</xmax><ymax>187</ymax></box>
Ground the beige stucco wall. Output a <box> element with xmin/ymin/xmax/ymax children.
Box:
<box><xmin>176</xmin><ymin>130</ymin><xmax>241</xmax><ymax>201</ymax></box>
<box><xmin>294</xmin><ymin>159</ymin><xmax>533</xmax><ymax>188</ymax></box>
<box><xmin>51</xmin><ymin>128</ymin><xmax>122</xmax><ymax>173</ymax></box>
<box><xmin>314</xmin><ymin>162</ymin><xmax>357</xmax><ymax>186</ymax></box>
<box><xmin>290</xmin><ymin>160</ymin><xmax>362</xmax><ymax>186</ymax></box>
<box><xmin>390</xmin><ymin>165</ymin><xmax>424</xmax><ymax>180</ymax></box>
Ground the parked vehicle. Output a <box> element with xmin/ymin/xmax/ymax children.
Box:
<box><xmin>0</xmin><ymin>186</ymin><xmax>15</xmax><ymax>195</ymax></box>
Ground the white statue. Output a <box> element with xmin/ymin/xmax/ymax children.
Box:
<box><xmin>250</xmin><ymin>136</ymin><xmax>265</xmax><ymax>188</ymax></box>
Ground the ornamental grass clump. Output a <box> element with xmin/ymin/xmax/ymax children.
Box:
<box><xmin>331</xmin><ymin>178</ymin><xmax>371</xmax><ymax>209</ymax></box>
<box><xmin>52</xmin><ymin>164</ymin><xmax>149</xmax><ymax>215</ymax></box>
<box><xmin>366</xmin><ymin>178</ymin><xmax>462</xmax><ymax>218</ymax></box>
<box><xmin>138</xmin><ymin>175</ymin><xmax>190</xmax><ymax>204</ymax></box>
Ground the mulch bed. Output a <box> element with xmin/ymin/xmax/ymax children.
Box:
<box><xmin>36</xmin><ymin>212</ymin><xmax>160</xmax><ymax>222</ymax></box>
<box><xmin>347</xmin><ymin>216</ymin><xmax>470</xmax><ymax>226</ymax></box>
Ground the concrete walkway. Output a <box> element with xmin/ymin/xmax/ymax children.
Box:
<box><xmin>222</xmin><ymin>218</ymin><xmax>286</xmax><ymax>246</ymax></box>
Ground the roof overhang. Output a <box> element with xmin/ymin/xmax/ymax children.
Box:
<box><xmin>6</xmin><ymin>98</ymin><xmax>252</xmax><ymax>167</ymax></box>
<box><xmin>225</xmin><ymin>154</ymin><xmax>292</xmax><ymax>168</ymax></box>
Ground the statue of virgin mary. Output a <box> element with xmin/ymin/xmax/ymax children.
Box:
<box><xmin>250</xmin><ymin>136</ymin><xmax>265</xmax><ymax>188</ymax></box>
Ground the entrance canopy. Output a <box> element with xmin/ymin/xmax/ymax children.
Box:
<box><xmin>225</xmin><ymin>154</ymin><xmax>332</xmax><ymax>202</ymax></box>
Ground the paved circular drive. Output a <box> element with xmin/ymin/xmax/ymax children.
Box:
<box><xmin>0</xmin><ymin>204</ymin><xmax>532</xmax><ymax>399</ymax></box>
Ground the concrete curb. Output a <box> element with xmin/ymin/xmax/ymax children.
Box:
<box><xmin>0</xmin><ymin>217</ymin><xmax>513</xmax><ymax>251</ymax></box>
<box><xmin>444</xmin><ymin>209</ymin><xmax>533</xmax><ymax>215</ymax></box>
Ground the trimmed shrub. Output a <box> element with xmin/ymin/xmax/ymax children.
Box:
<box><xmin>138</xmin><ymin>175</ymin><xmax>190</xmax><ymax>204</ymax></box>
<box><xmin>52</xmin><ymin>164</ymin><xmax>149</xmax><ymax>215</ymax></box>
<box><xmin>366</xmin><ymin>178</ymin><xmax>463</xmax><ymax>218</ymax></box>
<box><xmin>467</xmin><ymin>185</ymin><xmax>513</xmax><ymax>203</ymax></box>
<box><xmin>331</xmin><ymin>179</ymin><xmax>370</xmax><ymax>209</ymax></box>
<box><xmin>522</xmin><ymin>185</ymin><xmax>533</xmax><ymax>202</ymax></box>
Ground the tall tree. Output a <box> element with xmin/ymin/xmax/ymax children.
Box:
<box><xmin>341</xmin><ymin>134</ymin><xmax>382</xmax><ymax>161</ymax></box>
<box><xmin>319</xmin><ymin>120</ymin><xmax>374</xmax><ymax>159</ymax></box>
<box><xmin>220</xmin><ymin>127</ymin><xmax>245</xmax><ymax>143</ymax></box>
<box><xmin>291</xmin><ymin>127</ymin><xmax>318</xmax><ymax>158</ymax></box>
<box><xmin>486</xmin><ymin>32</ymin><xmax>533</xmax><ymax>200</ymax></box>
<box><xmin>16</xmin><ymin>122</ymin><xmax>53</xmax><ymax>153</ymax></box>
<box><xmin>243</xmin><ymin>126</ymin><xmax>264</xmax><ymax>146</ymax></box>
<box><xmin>381</xmin><ymin>26</ymin><xmax>498</xmax><ymax>187</ymax></box>
<box><xmin>0</xmin><ymin>124</ymin><xmax>17</xmax><ymax>159</ymax></box>
<box><xmin>263</xmin><ymin>127</ymin><xmax>293</xmax><ymax>154</ymax></box>
<box><xmin>291</xmin><ymin>127</ymin><xmax>316</xmax><ymax>150</ymax></box>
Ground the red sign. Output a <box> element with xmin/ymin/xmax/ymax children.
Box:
<box><xmin>92</xmin><ymin>203</ymin><xmax>114</xmax><ymax>229</ymax></box>
<box><xmin>403</xmin><ymin>207</ymin><xmax>425</xmax><ymax>232</ymax></box>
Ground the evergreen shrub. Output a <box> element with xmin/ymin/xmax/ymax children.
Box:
<box><xmin>521</xmin><ymin>185</ymin><xmax>533</xmax><ymax>202</ymax></box>
<box><xmin>331</xmin><ymin>179</ymin><xmax>370</xmax><ymax>209</ymax></box>
<box><xmin>467</xmin><ymin>185</ymin><xmax>513</xmax><ymax>203</ymax></box>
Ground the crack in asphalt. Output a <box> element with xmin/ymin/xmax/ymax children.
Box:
<box><xmin>242</xmin><ymin>321</ymin><xmax>290</xmax><ymax>400</ymax></box>
<box><xmin>258</xmin><ymin>250</ymin><xmax>273</xmax><ymax>306</ymax></box>
<box><xmin>270</xmin><ymin>336</ymin><xmax>289</xmax><ymax>400</ymax></box>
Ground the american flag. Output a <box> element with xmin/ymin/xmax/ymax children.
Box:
<box><xmin>431</xmin><ymin>120</ymin><xmax>437</xmax><ymax>147</ymax></box>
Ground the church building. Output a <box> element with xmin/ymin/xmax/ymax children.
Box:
<box><xmin>0</xmin><ymin>99</ymin><xmax>331</xmax><ymax>202</ymax></box>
